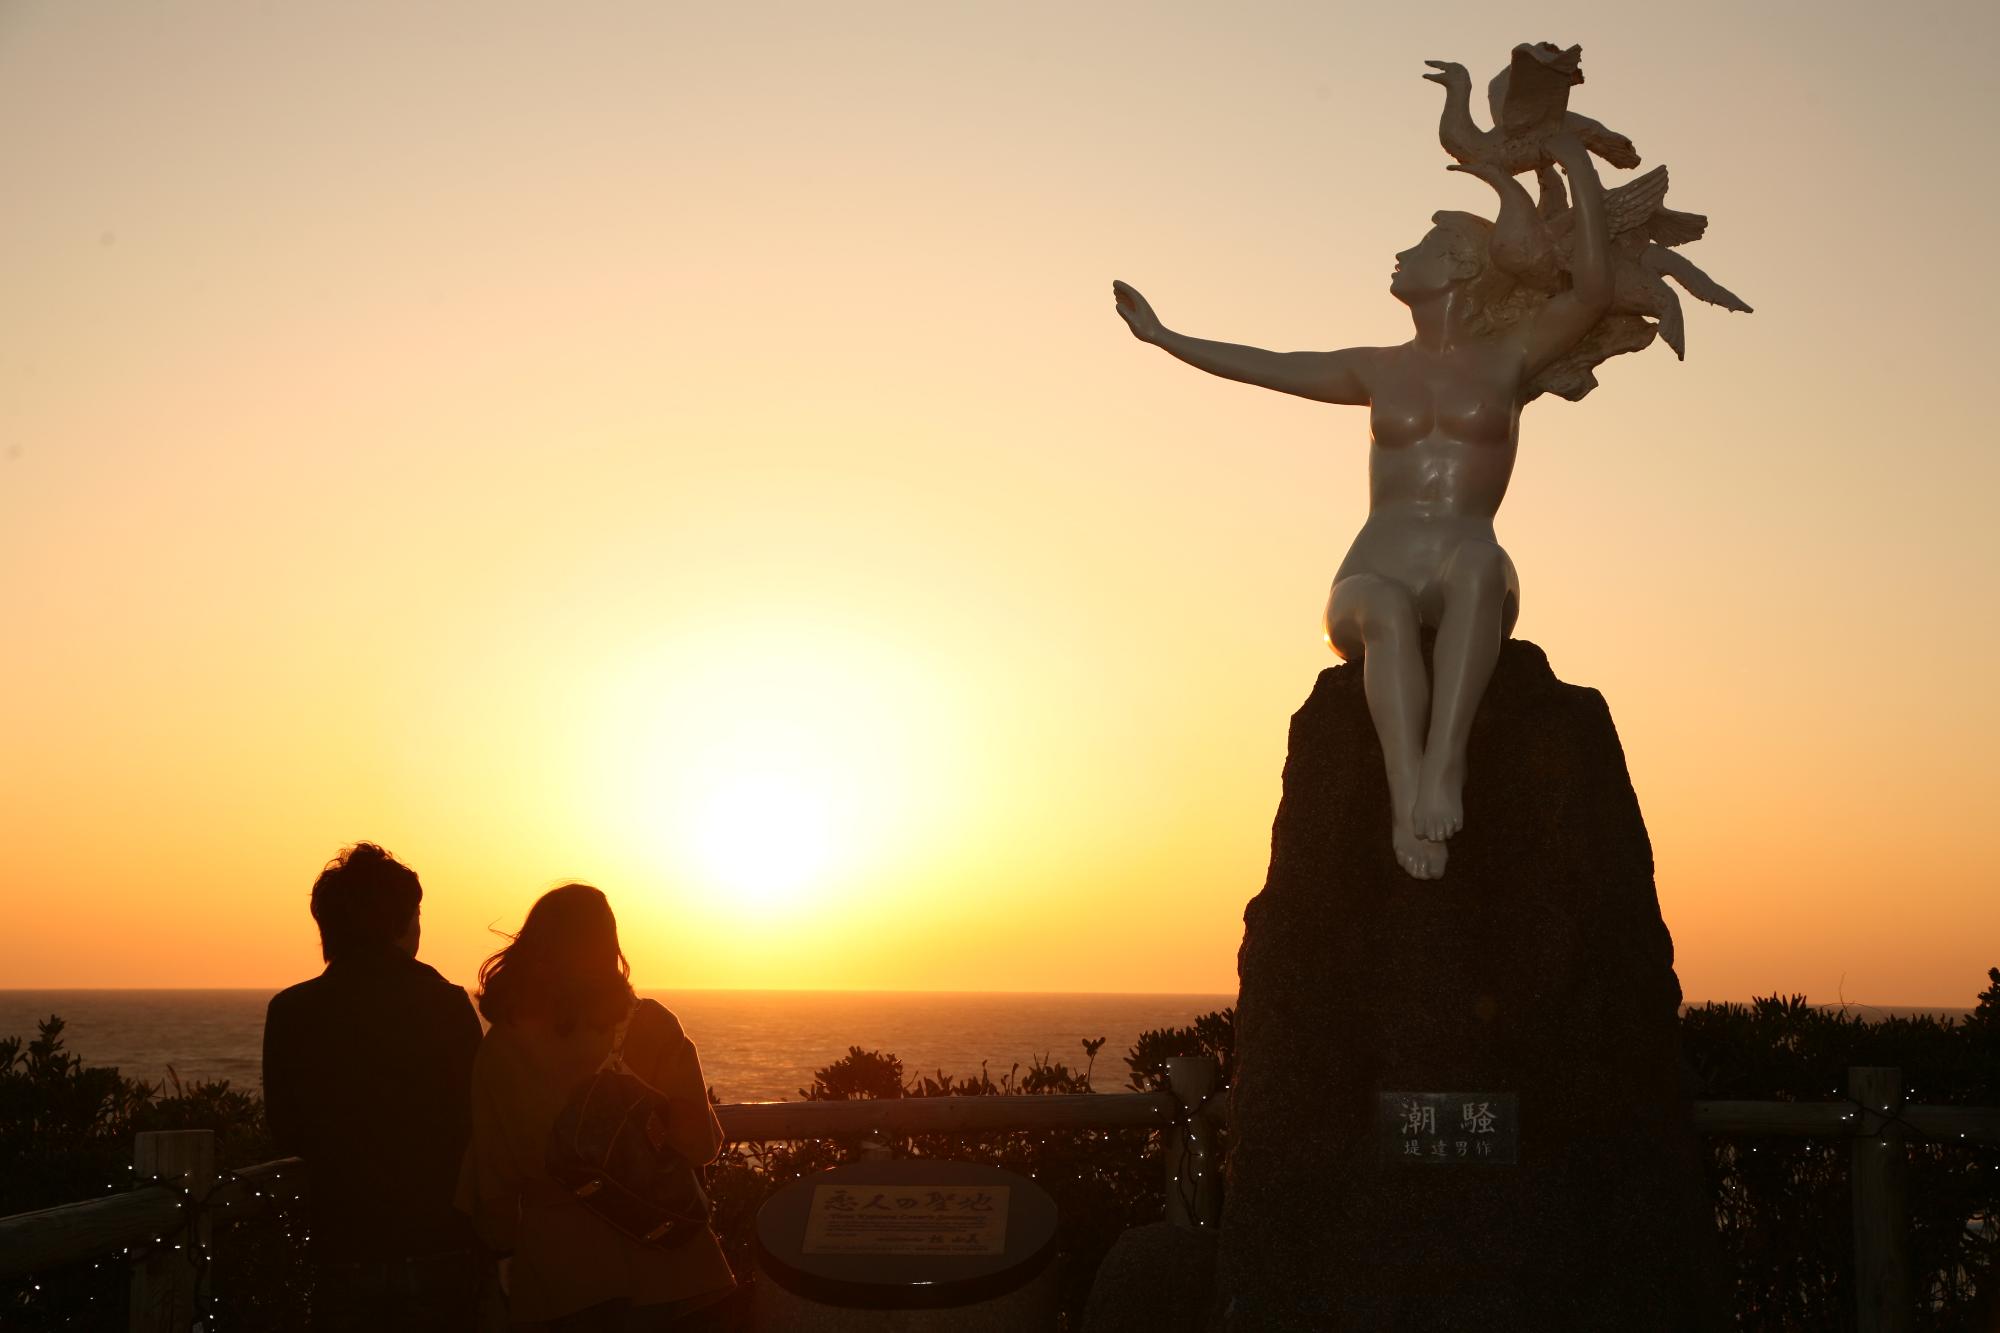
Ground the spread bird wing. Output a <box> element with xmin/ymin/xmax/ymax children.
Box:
<box><xmin>1638</xmin><ymin>272</ymin><xmax>1687</xmax><ymax>359</ymax></box>
<box><xmin>1645</xmin><ymin>245</ymin><xmax>1753</xmax><ymax>313</ymax></box>
<box><xmin>1646</xmin><ymin>207</ymin><xmax>1708</xmax><ymax>247</ymax></box>
<box><xmin>1495</xmin><ymin>42</ymin><xmax>1581</xmax><ymax>131</ymax></box>
<box><xmin>1604</xmin><ymin>165</ymin><xmax>1672</xmax><ymax>239</ymax></box>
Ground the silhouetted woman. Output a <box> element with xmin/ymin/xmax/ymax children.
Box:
<box><xmin>458</xmin><ymin>884</ymin><xmax>735</xmax><ymax>1330</ymax></box>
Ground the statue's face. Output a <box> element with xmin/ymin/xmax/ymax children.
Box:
<box><xmin>1390</xmin><ymin>227</ymin><xmax>1463</xmax><ymax>303</ymax></box>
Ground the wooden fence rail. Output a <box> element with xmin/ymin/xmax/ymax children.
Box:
<box><xmin>2</xmin><ymin>1063</ymin><xmax>1995</xmax><ymax>1333</ymax></box>
<box><xmin>714</xmin><ymin>1088</ymin><xmax>1178</xmax><ymax>1140</ymax></box>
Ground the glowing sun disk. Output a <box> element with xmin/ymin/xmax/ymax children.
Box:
<box><xmin>687</xmin><ymin>768</ymin><xmax>836</xmax><ymax>908</ymax></box>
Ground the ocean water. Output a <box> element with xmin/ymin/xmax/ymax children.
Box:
<box><xmin>4</xmin><ymin>991</ymin><xmax>1970</xmax><ymax>1106</ymax></box>
<box><xmin>0</xmin><ymin>989</ymin><xmax>1235</xmax><ymax>1104</ymax></box>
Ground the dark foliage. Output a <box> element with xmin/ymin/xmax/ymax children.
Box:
<box><xmin>4</xmin><ymin>979</ymin><xmax>1997</xmax><ymax>1330</ymax></box>
<box><xmin>1123</xmin><ymin>1006</ymin><xmax>1235</xmax><ymax>1093</ymax></box>
<box><xmin>0</xmin><ymin>1017</ymin><xmax>310</xmax><ymax>1330</ymax></box>
<box><xmin>1679</xmin><ymin>973</ymin><xmax>2000</xmax><ymax>1331</ymax></box>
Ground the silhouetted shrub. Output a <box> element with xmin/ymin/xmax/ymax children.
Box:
<box><xmin>1123</xmin><ymin>1006</ymin><xmax>1235</xmax><ymax>1094</ymax></box>
<box><xmin>0</xmin><ymin>1017</ymin><xmax>309</xmax><ymax>1330</ymax></box>
<box><xmin>1679</xmin><ymin>972</ymin><xmax>2000</xmax><ymax>1331</ymax></box>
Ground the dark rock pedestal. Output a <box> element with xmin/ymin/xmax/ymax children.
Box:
<box><xmin>1081</xmin><ymin>1221</ymin><xmax>1217</xmax><ymax>1333</ymax></box>
<box><xmin>1213</xmin><ymin>640</ymin><xmax>1728</xmax><ymax>1332</ymax></box>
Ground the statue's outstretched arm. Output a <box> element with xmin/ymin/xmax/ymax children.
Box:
<box><xmin>1516</xmin><ymin>135</ymin><xmax>1613</xmax><ymax>379</ymax></box>
<box><xmin>1113</xmin><ymin>280</ymin><xmax>1376</xmax><ymax>406</ymax></box>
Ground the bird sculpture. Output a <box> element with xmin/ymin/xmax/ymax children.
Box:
<box><xmin>1557</xmin><ymin>167</ymin><xmax>1753</xmax><ymax>358</ymax></box>
<box><xmin>1449</xmin><ymin>153</ymin><xmax>1753</xmax><ymax>362</ymax></box>
<box><xmin>1427</xmin><ymin>42</ymin><xmax>1640</xmax><ymax>181</ymax></box>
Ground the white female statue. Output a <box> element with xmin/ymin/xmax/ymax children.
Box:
<box><xmin>1113</xmin><ymin>48</ymin><xmax>1747</xmax><ymax>880</ymax></box>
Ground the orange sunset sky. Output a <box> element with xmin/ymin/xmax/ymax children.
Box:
<box><xmin>3</xmin><ymin>2</ymin><xmax>1996</xmax><ymax>1003</ymax></box>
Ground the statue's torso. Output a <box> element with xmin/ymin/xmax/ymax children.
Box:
<box><xmin>1364</xmin><ymin>341</ymin><xmax>1521</xmax><ymax>521</ymax></box>
<box><xmin>1334</xmin><ymin>342</ymin><xmax>1523</xmax><ymax>598</ymax></box>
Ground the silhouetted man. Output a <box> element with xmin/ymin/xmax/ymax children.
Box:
<box><xmin>263</xmin><ymin>843</ymin><xmax>483</xmax><ymax>1331</ymax></box>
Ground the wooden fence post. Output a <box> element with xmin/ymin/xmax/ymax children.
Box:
<box><xmin>129</xmin><ymin>1129</ymin><xmax>215</xmax><ymax>1333</ymax></box>
<box><xmin>1849</xmin><ymin>1066</ymin><xmax>1912</xmax><ymax>1333</ymax></box>
<box><xmin>1162</xmin><ymin>1056</ymin><xmax>1221</xmax><ymax>1232</ymax></box>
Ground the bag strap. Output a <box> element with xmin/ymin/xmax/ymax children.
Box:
<box><xmin>597</xmin><ymin>1000</ymin><xmax>679</xmax><ymax>1106</ymax></box>
<box><xmin>602</xmin><ymin>999</ymin><xmax>639</xmax><ymax>1073</ymax></box>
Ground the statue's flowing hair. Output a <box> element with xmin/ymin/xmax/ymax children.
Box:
<box><xmin>1428</xmin><ymin>206</ymin><xmax>1651</xmax><ymax>404</ymax></box>
<box><xmin>1429</xmin><ymin>210</ymin><xmax>1540</xmax><ymax>339</ymax></box>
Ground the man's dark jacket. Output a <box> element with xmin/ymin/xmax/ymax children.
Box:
<box><xmin>263</xmin><ymin>948</ymin><xmax>483</xmax><ymax>1262</ymax></box>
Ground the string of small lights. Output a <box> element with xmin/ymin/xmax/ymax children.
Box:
<box><xmin>22</xmin><ymin>1160</ymin><xmax>307</xmax><ymax>1330</ymax></box>
<box><xmin>211</xmin><ymin>1163</ymin><xmax>307</xmax><ymax>1329</ymax></box>
<box><xmin>1839</xmin><ymin>1087</ymin><xmax>1918</xmax><ymax>1142</ymax></box>
<box><xmin>124</xmin><ymin>1163</ymin><xmax>216</xmax><ymax>1329</ymax></box>
<box><xmin>1723</xmin><ymin>1081</ymin><xmax>2000</xmax><ymax>1178</ymax></box>
<box><xmin>1165</xmin><ymin>1077</ymin><xmax>1229</xmax><ymax>1229</ymax></box>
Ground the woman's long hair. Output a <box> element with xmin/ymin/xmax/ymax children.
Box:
<box><xmin>477</xmin><ymin>883</ymin><xmax>636</xmax><ymax>1034</ymax></box>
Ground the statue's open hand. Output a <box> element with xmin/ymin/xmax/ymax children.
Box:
<box><xmin>1422</xmin><ymin>60</ymin><xmax>1471</xmax><ymax>93</ymax></box>
<box><xmin>1112</xmin><ymin>280</ymin><xmax>1163</xmax><ymax>344</ymax></box>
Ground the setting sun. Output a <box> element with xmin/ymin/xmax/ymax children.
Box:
<box><xmin>685</xmin><ymin>757</ymin><xmax>837</xmax><ymax>910</ymax></box>
<box><xmin>582</xmin><ymin>620</ymin><xmax>965</xmax><ymax>933</ymax></box>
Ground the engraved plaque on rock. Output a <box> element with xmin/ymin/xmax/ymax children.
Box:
<box><xmin>1379</xmin><ymin>1091</ymin><xmax>1519</xmax><ymax>1165</ymax></box>
<box><xmin>802</xmin><ymin>1183</ymin><xmax>1011</xmax><ymax>1256</ymax></box>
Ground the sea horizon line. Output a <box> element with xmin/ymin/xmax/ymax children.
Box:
<box><xmin>0</xmin><ymin>985</ymin><xmax>1978</xmax><ymax>1012</ymax></box>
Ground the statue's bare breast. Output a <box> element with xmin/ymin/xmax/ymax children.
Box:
<box><xmin>1365</xmin><ymin>344</ymin><xmax>1521</xmax><ymax>518</ymax></box>
<box><xmin>1332</xmin><ymin>346</ymin><xmax>1522</xmax><ymax>600</ymax></box>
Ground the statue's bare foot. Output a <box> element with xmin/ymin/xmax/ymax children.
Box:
<box><xmin>1393</xmin><ymin>815</ymin><xmax>1448</xmax><ymax>881</ymax></box>
<box><xmin>1412</xmin><ymin>755</ymin><xmax>1466</xmax><ymax>843</ymax></box>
